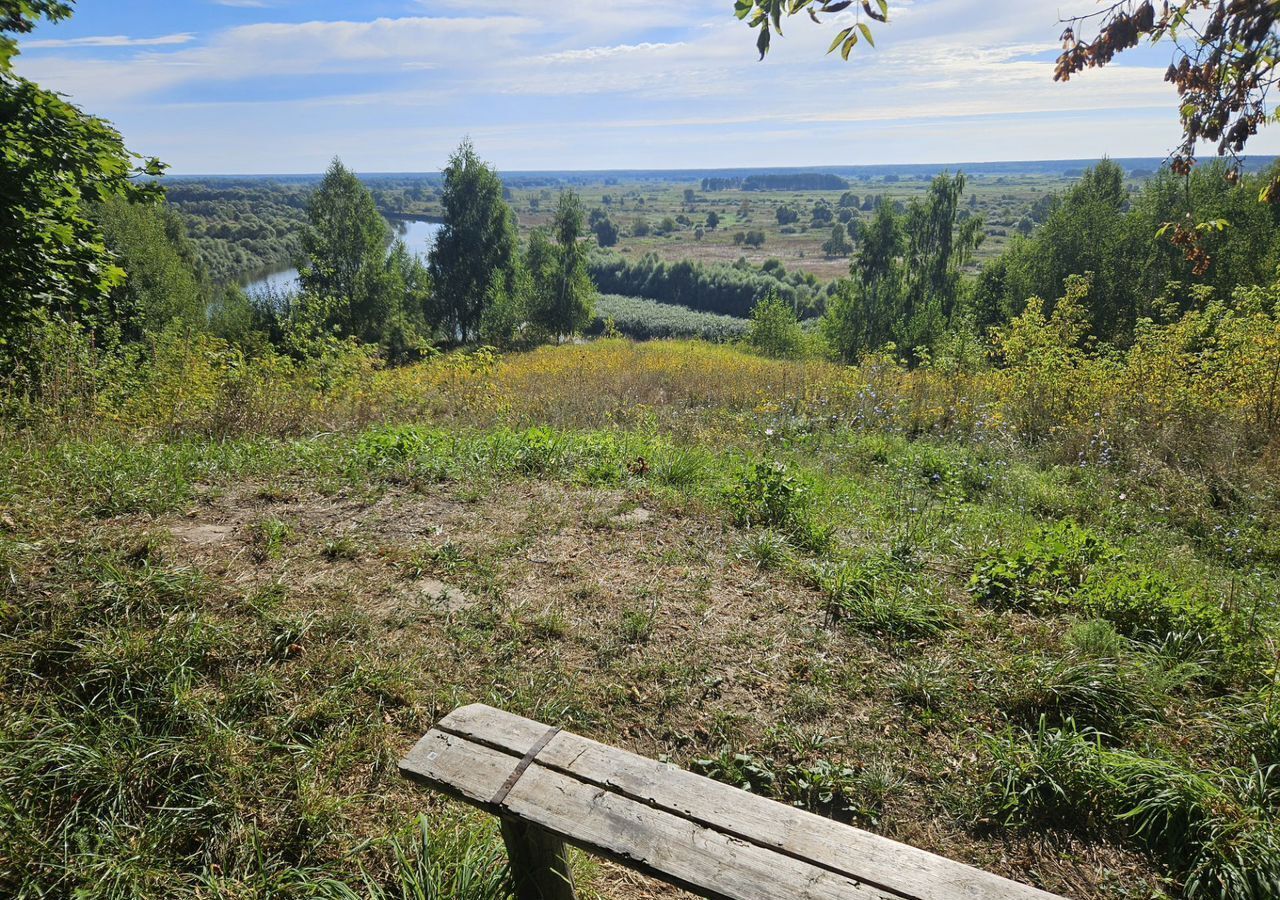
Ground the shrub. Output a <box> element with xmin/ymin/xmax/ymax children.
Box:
<box><xmin>969</xmin><ymin>522</ymin><xmax>1118</xmax><ymax>612</ymax></box>
<box><xmin>725</xmin><ymin>460</ymin><xmax>831</xmax><ymax>553</ymax></box>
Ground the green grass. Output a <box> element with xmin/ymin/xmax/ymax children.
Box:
<box><xmin>2</xmin><ymin>410</ymin><xmax>1279</xmax><ymax>898</ymax></box>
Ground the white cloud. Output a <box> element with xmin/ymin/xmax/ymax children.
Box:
<box><xmin>14</xmin><ymin>0</ymin><xmax>1262</xmax><ymax>172</ymax></box>
<box><xmin>538</xmin><ymin>42</ymin><xmax>686</xmax><ymax>63</ymax></box>
<box><xmin>24</xmin><ymin>33</ymin><xmax>195</xmax><ymax>48</ymax></box>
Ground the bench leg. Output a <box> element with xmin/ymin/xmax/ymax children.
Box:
<box><xmin>501</xmin><ymin>818</ymin><xmax>577</xmax><ymax>900</ymax></box>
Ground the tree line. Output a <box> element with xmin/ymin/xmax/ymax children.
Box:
<box><xmin>588</xmin><ymin>252</ymin><xmax>829</xmax><ymax>320</ymax></box>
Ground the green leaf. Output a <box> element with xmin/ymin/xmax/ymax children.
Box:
<box><xmin>858</xmin><ymin>22</ymin><xmax>875</xmax><ymax>46</ymax></box>
<box><xmin>841</xmin><ymin>30</ymin><xmax>858</xmax><ymax>60</ymax></box>
<box><xmin>734</xmin><ymin>0</ymin><xmax>754</xmax><ymax>20</ymax></box>
<box><xmin>757</xmin><ymin>23</ymin><xmax>771</xmax><ymax>59</ymax></box>
<box><xmin>827</xmin><ymin>26</ymin><xmax>853</xmax><ymax>54</ymax></box>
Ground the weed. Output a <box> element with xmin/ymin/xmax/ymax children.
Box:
<box><xmin>323</xmin><ymin>534</ymin><xmax>361</xmax><ymax>561</ymax></box>
<box><xmin>618</xmin><ymin>602</ymin><xmax>659</xmax><ymax>645</ymax></box>
<box><xmin>817</xmin><ymin>556</ymin><xmax>947</xmax><ymax>639</ymax></box>
<box><xmin>892</xmin><ymin>659</ymin><xmax>955</xmax><ymax>713</ymax></box>
<box><xmin>735</xmin><ymin>529</ymin><xmax>794</xmax><ymax>570</ymax></box>
<box><xmin>976</xmin><ymin>720</ymin><xmax>1280</xmax><ymax>899</ymax></box>
<box><xmin>251</xmin><ymin>517</ymin><xmax>292</xmax><ymax>562</ymax></box>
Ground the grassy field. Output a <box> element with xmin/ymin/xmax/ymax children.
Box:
<box><xmin>371</xmin><ymin>172</ymin><xmax>1119</xmax><ymax>284</ymax></box>
<box><xmin>3</xmin><ymin>337</ymin><xmax>1278</xmax><ymax>899</ymax></box>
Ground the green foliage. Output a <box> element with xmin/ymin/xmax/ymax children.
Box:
<box><xmin>527</xmin><ymin>191</ymin><xmax>596</xmax><ymax>342</ymax></box>
<box><xmin>429</xmin><ymin>141</ymin><xmax>519</xmax><ymax>343</ymax></box>
<box><xmin>725</xmin><ymin>459</ymin><xmax>831</xmax><ymax>552</ymax></box>
<box><xmin>821</xmin><ymin>222</ymin><xmax>853</xmax><ymax>257</ymax></box>
<box><xmin>970</xmin><ymin>522</ymin><xmax>1117</xmax><ymax>611</ymax></box>
<box><xmin>977</xmin><ymin>720</ymin><xmax>1280</xmax><ymax>900</ymax></box>
<box><xmin>971</xmin><ymin>523</ymin><xmax>1229</xmax><ymax>652</ymax></box>
<box><xmin>95</xmin><ymin>197</ymin><xmax>208</xmax><ymax>337</ymax></box>
<box><xmin>746</xmin><ymin>292</ymin><xmax>804</xmax><ymax>359</ymax></box>
<box><xmin>165</xmin><ymin>179</ymin><xmax>308</xmax><ymax>282</ymax></box>
<box><xmin>588</xmin><ymin>250</ymin><xmax>824</xmax><ymax>319</ymax></box>
<box><xmin>588</xmin><ymin>295</ymin><xmax>748</xmax><ymax>342</ymax></box>
<box><xmin>299</xmin><ymin>158</ymin><xmax>398</xmax><ymax>343</ymax></box>
<box><xmin>0</xmin><ymin>8</ymin><xmax>164</xmax><ymax>364</ymax></box>
<box><xmin>815</xmin><ymin>554</ymin><xmax>948</xmax><ymax>639</ymax></box>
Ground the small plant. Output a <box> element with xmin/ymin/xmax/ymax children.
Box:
<box><xmin>322</xmin><ymin>534</ymin><xmax>360</xmax><ymax>561</ymax></box>
<box><xmin>735</xmin><ymin>529</ymin><xmax>793</xmax><ymax>570</ymax></box>
<box><xmin>1065</xmin><ymin>618</ymin><xmax>1129</xmax><ymax>659</ymax></box>
<box><xmin>817</xmin><ymin>556</ymin><xmax>947</xmax><ymax>639</ymax></box>
<box><xmin>1003</xmin><ymin>653</ymin><xmax>1163</xmax><ymax>735</ymax></box>
<box><xmin>726</xmin><ymin>460</ymin><xmax>831</xmax><ymax>553</ymax></box>
<box><xmin>726</xmin><ymin>460</ymin><xmax>805</xmax><ymax>530</ymax></box>
<box><xmin>970</xmin><ymin>521</ymin><xmax>1117</xmax><ymax>612</ymax></box>
<box><xmin>251</xmin><ymin>517</ymin><xmax>292</xmax><ymax>562</ymax></box>
<box><xmin>892</xmin><ymin>659</ymin><xmax>954</xmax><ymax>712</ymax></box>
<box><xmin>618</xmin><ymin>602</ymin><xmax>658</xmax><ymax>644</ymax></box>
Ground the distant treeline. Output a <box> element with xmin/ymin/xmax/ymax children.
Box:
<box><xmin>588</xmin><ymin>252</ymin><xmax>828</xmax><ymax>319</ymax></box>
<box><xmin>590</xmin><ymin>294</ymin><xmax>748</xmax><ymax>342</ymax></box>
<box><xmin>700</xmin><ymin>173</ymin><xmax>850</xmax><ymax>192</ymax></box>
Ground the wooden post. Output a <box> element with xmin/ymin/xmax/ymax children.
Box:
<box><xmin>501</xmin><ymin>817</ymin><xmax>577</xmax><ymax>900</ymax></box>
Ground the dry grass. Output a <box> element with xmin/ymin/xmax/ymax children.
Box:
<box><xmin>119</xmin><ymin>469</ymin><xmax>1161</xmax><ymax>899</ymax></box>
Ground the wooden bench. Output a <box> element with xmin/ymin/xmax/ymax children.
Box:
<box><xmin>399</xmin><ymin>704</ymin><xmax>1067</xmax><ymax>900</ymax></box>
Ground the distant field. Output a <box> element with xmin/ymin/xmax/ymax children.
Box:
<box><xmin>591</xmin><ymin>294</ymin><xmax>748</xmax><ymax>342</ymax></box>
<box><xmin>171</xmin><ymin>166</ymin><xmax>1155</xmax><ymax>288</ymax></box>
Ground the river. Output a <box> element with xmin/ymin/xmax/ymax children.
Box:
<box><xmin>241</xmin><ymin>218</ymin><xmax>443</xmax><ymax>297</ymax></box>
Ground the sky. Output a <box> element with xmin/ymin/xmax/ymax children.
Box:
<box><xmin>16</xmin><ymin>0</ymin><xmax>1275</xmax><ymax>175</ymax></box>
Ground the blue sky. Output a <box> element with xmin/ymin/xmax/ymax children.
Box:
<box><xmin>16</xmin><ymin>0</ymin><xmax>1273</xmax><ymax>175</ymax></box>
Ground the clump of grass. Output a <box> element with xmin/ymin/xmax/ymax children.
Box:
<box><xmin>1003</xmin><ymin>653</ymin><xmax>1164</xmax><ymax>735</ymax></box>
<box><xmin>892</xmin><ymin>659</ymin><xmax>955</xmax><ymax>713</ymax></box>
<box><xmin>975</xmin><ymin>719</ymin><xmax>1280</xmax><ymax>899</ymax></box>
<box><xmin>323</xmin><ymin>534</ymin><xmax>361</xmax><ymax>561</ymax></box>
<box><xmin>1065</xmin><ymin>618</ymin><xmax>1130</xmax><ymax>658</ymax></box>
<box><xmin>734</xmin><ymin>529</ymin><xmax>793</xmax><ymax>570</ymax></box>
<box><xmin>816</xmin><ymin>555</ymin><xmax>947</xmax><ymax>639</ymax></box>
<box><xmin>693</xmin><ymin>749</ymin><xmax>902</xmax><ymax>826</ymax></box>
<box><xmin>618</xmin><ymin>602</ymin><xmax>658</xmax><ymax>644</ymax></box>
<box><xmin>251</xmin><ymin>516</ymin><xmax>292</xmax><ymax>562</ymax></box>
<box><xmin>305</xmin><ymin>815</ymin><xmax>511</xmax><ymax>900</ymax></box>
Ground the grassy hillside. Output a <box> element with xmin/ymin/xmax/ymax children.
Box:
<box><xmin>3</xmin><ymin>336</ymin><xmax>1279</xmax><ymax>899</ymax></box>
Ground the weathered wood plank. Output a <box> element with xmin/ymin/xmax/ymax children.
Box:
<box><xmin>400</xmin><ymin>726</ymin><xmax>900</xmax><ymax>900</ymax></box>
<box><xmin>432</xmin><ymin>704</ymin><xmax>1065</xmax><ymax>900</ymax></box>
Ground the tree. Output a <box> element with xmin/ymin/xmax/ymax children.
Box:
<box><xmin>428</xmin><ymin>140</ymin><xmax>518</xmax><ymax>343</ymax></box>
<box><xmin>96</xmin><ymin>198</ymin><xmax>207</xmax><ymax>337</ymax></box>
<box><xmin>822</xmin><ymin>222</ymin><xmax>853</xmax><ymax>257</ymax></box>
<box><xmin>706</xmin><ymin>210</ymin><xmax>721</xmax><ymax>230</ymax></box>
<box><xmin>743</xmin><ymin>230</ymin><xmax>766</xmax><ymax>248</ymax></box>
<box><xmin>0</xmin><ymin>0</ymin><xmax>165</xmax><ymax>361</ymax></box>
<box><xmin>298</xmin><ymin>158</ymin><xmax>390</xmax><ymax>341</ymax></box>
<box><xmin>746</xmin><ymin>291</ymin><xmax>804</xmax><ymax>358</ymax></box>
<box><xmin>822</xmin><ymin>202</ymin><xmax>902</xmax><ymax>361</ymax></box>
<box><xmin>776</xmin><ymin>206</ymin><xmax>800</xmax><ymax>226</ymax></box>
<box><xmin>528</xmin><ymin>191</ymin><xmax>596</xmax><ymax>342</ymax></box>
<box><xmin>592</xmin><ymin>215</ymin><xmax>619</xmax><ymax>247</ymax></box>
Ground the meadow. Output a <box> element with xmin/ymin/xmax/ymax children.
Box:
<box><xmin>3</xmin><ymin>320</ymin><xmax>1279</xmax><ymax>899</ymax></box>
